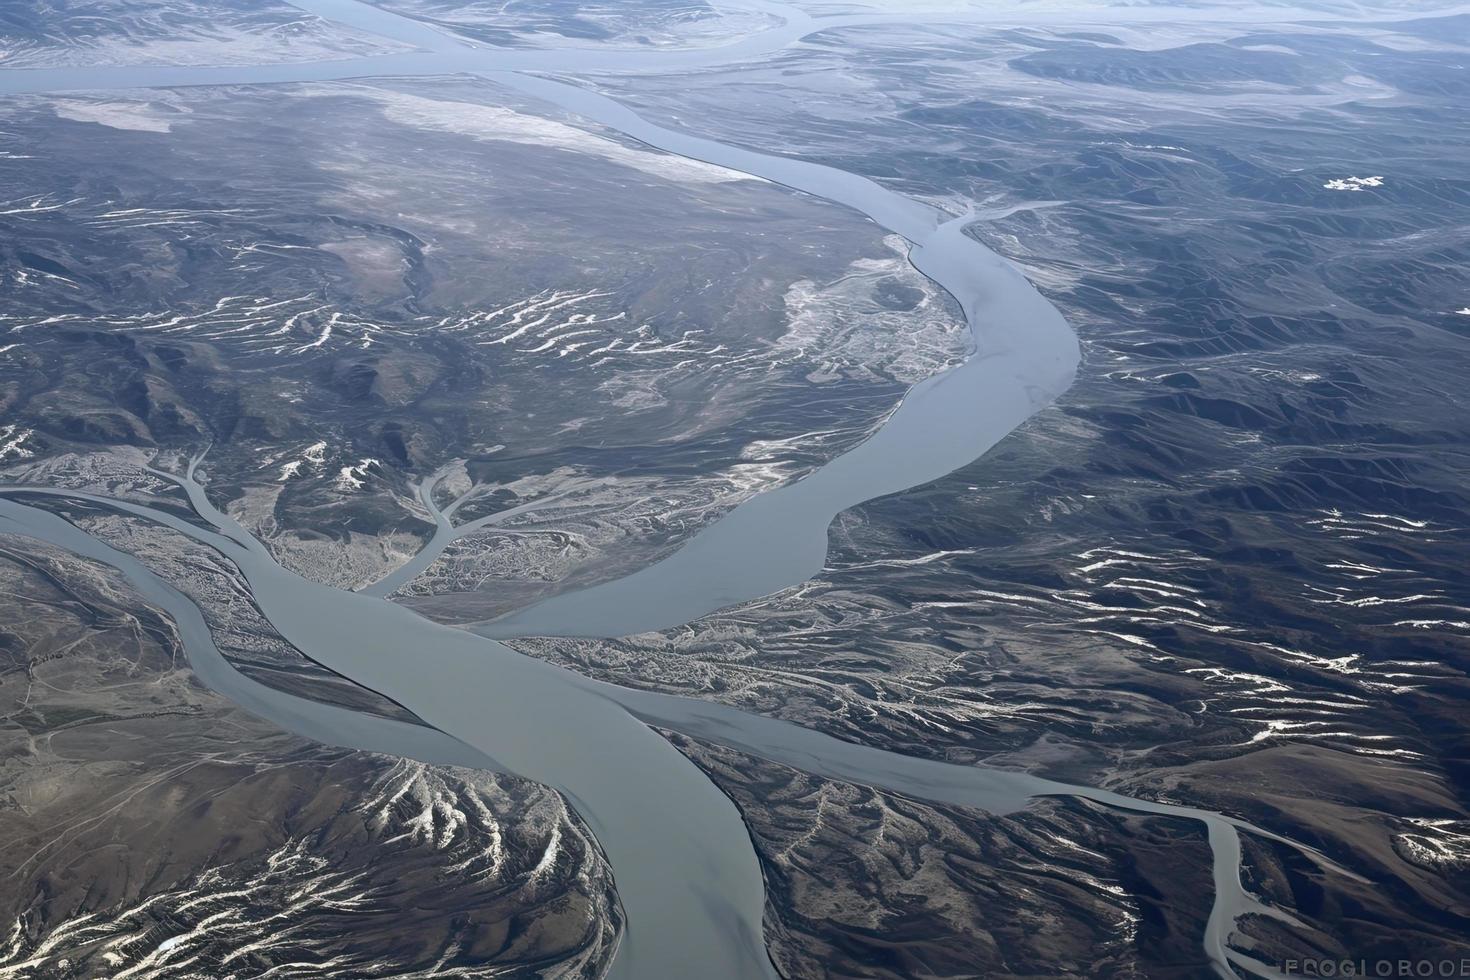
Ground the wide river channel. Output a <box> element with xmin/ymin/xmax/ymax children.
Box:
<box><xmin>0</xmin><ymin>3</ymin><xmax>1323</xmax><ymax>977</ymax></box>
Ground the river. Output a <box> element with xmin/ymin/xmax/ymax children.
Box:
<box><xmin>0</xmin><ymin>2</ymin><xmax>1321</xmax><ymax>977</ymax></box>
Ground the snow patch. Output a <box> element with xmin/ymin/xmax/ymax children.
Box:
<box><xmin>53</xmin><ymin>99</ymin><xmax>174</xmax><ymax>133</ymax></box>
<box><xmin>0</xmin><ymin>426</ymin><xmax>36</xmax><ymax>462</ymax></box>
<box><xmin>1323</xmin><ymin>175</ymin><xmax>1383</xmax><ymax>192</ymax></box>
<box><xmin>336</xmin><ymin>458</ymin><xmax>380</xmax><ymax>492</ymax></box>
<box><xmin>360</xmin><ymin>89</ymin><xmax>760</xmax><ymax>186</ymax></box>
